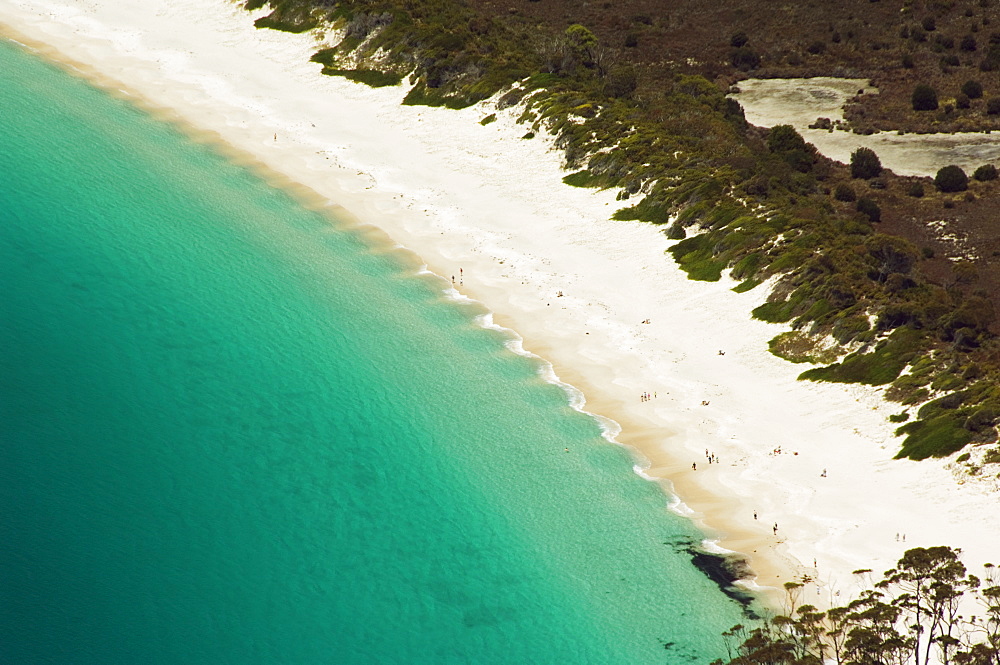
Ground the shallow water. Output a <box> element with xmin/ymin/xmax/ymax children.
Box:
<box><xmin>0</xmin><ymin>38</ymin><xmax>748</xmax><ymax>664</ymax></box>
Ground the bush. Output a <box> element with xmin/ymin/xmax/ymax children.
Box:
<box><xmin>730</xmin><ymin>31</ymin><xmax>749</xmax><ymax>47</ymax></box>
<box><xmin>956</xmin><ymin>92</ymin><xmax>971</xmax><ymax>109</ymax></box>
<box><xmin>974</xmin><ymin>163</ymin><xmax>999</xmax><ymax>180</ymax></box>
<box><xmin>768</xmin><ymin>125</ymin><xmax>806</xmax><ymax>153</ymax></box>
<box><xmin>605</xmin><ymin>65</ymin><xmax>637</xmax><ymax>97</ymax></box>
<box><xmin>834</xmin><ymin>183</ymin><xmax>857</xmax><ymax>201</ymax></box>
<box><xmin>937</xmin><ymin>34</ymin><xmax>956</xmax><ymax>49</ymax></box>
<box><xmin>988</xmin><ymin>97</ymin><xmax>1000</xmax><ymax>114</ymax></box>
<box><xmin>962</xmin><ymin>79</ymin><xmax>985</xmax><ymax>98</ymax></box>
<box><xmin>935</xmin><ymin>165</ymin><xmax>969</xmax><ymax>192</ymax></box>
<box><xmin>962</xmin><ymin>34</ymin><xmax>979</xmax><ymax>51</ymax></box>
<box><xmin>923</xmin><ymin>16</ymin><xmax>937</xmax><ymax>31</ymax></box>
<box><xmin>912</xmin><ymin>83</ymin><xmax>939</xmax><ymax>110</ymax></box>
<box><xmin>857</xmin><ymin>197</ymin><xmax>882</xmax><ymax>222</ymax></box>
<box><xmin>908</xmin><ymin>181</ymin><xmax>925</xmax><ymax>197</ymax></box>
<box><xmin>902</xmin><ymin>53</ymin><xmax>915</xmax><ymax>68</ymax></box>
<box><xmin>850</xmin><ymin>147</ymin><xmax>882</xmax><ymax>179</ymax></box>
<box><xmin>731</xmin><ymin>46</ymin><xmax>760</xmax><ymax>70</ymax></box>
<box><xmin>767</xmin><ymin>125</ymin><xmax>814</xmax><ymax>171</ymax></box>
<box><xmin>807</xmin><ymin>41</ymin><xmax>826</xmax><ymax>54</ymax></box>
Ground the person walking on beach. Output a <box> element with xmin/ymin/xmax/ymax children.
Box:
<box><xmin>773</xmin><ymin>523</ymin><xmax>778</xmax><ymax>535</ymax></box>
<box><xmin>692</xmin><ymin>463</ymin><xmax>697</xmax><ymax>471</ymax></box>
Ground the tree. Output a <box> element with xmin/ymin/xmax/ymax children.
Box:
<box><xmin>851</xmin><ymin>147</ymin><xmax>883</xmax><ymax>179</ymax></box>
<box><xmin>912</xmin><ymin>84</ymin><xmax>939</xmax><ymax>111</ymax></box>
<box><xmin>867</xmin><ymin>233</ymin><xmax>919</xmax><ymax>280</ymax></box>
<box><xmin>714</xmin><ymin>548</ymin><xmax>998</xmax><ymax>665</ymax></box>
<box><xmin>936</xmin><ymin>165</ymin><xmax>969</xmax><ymax>192</ymax></box>
<box><xmin>883</xmin><ymin>546</ymin><xmax>975</xmax><ymax>665</ymax></box>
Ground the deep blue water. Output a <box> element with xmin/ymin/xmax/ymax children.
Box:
<box><xmin>0</xmin><ymin>37</ymin><xmax>748</xmax><ymax>664</ymax></box>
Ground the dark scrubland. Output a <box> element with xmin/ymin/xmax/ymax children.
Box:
<box><xmin>246</xmin><ymin>0</ymin><xmax>1000</xmax><ymax>468</ymax></box>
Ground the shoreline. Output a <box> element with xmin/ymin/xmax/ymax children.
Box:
<box><xmin>3</xmin><ymin>0</ymin><xmax>997</xmax><ymax>617</ymax></box>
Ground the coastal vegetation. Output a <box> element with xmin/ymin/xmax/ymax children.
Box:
<box><xmin>713</xmin><ymin>546</ymin><xmax>1000</xmax><ymax>665</ymax></box>
<box><xmin>244</xmin><ymin>0</ymin><xmax>1000</xmax><ymax>469</ymax></box>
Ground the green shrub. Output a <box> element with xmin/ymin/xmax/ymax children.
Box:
<box><xmin>731</xmin><ymin>47</ymin><xmax>760</xmax><ymax>71</ymax></box>
<box><xmin>962</xmin><ymin>79</ymin><xmax>985</xmax><ymax>98</ymax></box>
<box><xmin>320</xmin><ymin>68</ymin><xmax>404</xmax><ymax>87</ymax></box>
<box><xmin>857</xmin><ymin>197</ymin><xmax>881</xmax><ymax>222</ymax></box>
<box><xmin>974</xmin><ymin>163</ymin><xmax>999</xmax><ymax>180</ymax></box>
<box><xmin>479</xmin><ymin>113</ymin><xmax>497</xmax><ymax>125</ymax></box>
<box><xmin>562</xmin><ymin>170</ymin><xmax>607</xmax><ymax>187</ymax></box>
<box><xmin>961</xmin><ymin>34</ymin><xmax>979</xmax><ymax>51</ymax></box>
<box><xmin>605</xmin><ymin>65</ymin><xmax>637</xmax><ymax>98</ymax></box>
<box><xmin>834</xmin><ymin>183</ymin><xmax>857</xmax><ymax>201</ymax></box>
<box><xmin>889</xmin><ymin>411</ymin><xmax>910</xmax><ymax>423</ymax></box>
<box><xmin>908</xmin><ymin>181</ymin><xmax>925</xmax><ymax>197</ymax></box>
<box><xmin>668</xmin><ymin>235</ymin><xmax>726</xmax><ymax>281</ymax></box>
<box><xmin>768</xmin><ymin>125</ymin><xmax>805</xmax><ymax>152</ymax></box>
<box><xmin>254</xmin><ymin>10</ymin><xmax>317</xmax><ymax>33</ymax></box>
<box><xmin>912</xmin><ymin>83</ymin><xmax>939</xmax><ymax>110</ymax></box>
<box><xmin>896</xmin><ymin>413</ymin><xmax>974</xmax><ymax>459</ymax></box>
<box><xmin>799</xmin><ymin>327</ymin><xmax>922</xmax><ymax>386</ymax></box>
<box><xmin>730</xmin><ymin>31</ymin><xmax>749</xmax><ymax>47</ymax></box>
<box><xmin>923</xmin><ymin>16</ymin><xmax>937</xmax><ymax>31</ymax></box>
<box><xmin>988</xmin><ymin>97</ymin><xmax>1000</xmax><ymax>114</ymax></box>
<box><xmin>935</xmin><ymin>165</ymin><xmax>969</xmax><ymax>192</ymax></box>
<box><xmin>956</xmin><ymin>92</ymin><xmax>971</xmax><ymax>109</ymax></box>
<box><xmin>902</xmin><ymin>53</ymin><xmax>915</xmax><ymax>68</ymax></box>
<box><xmin>850</xmin><ymin>147</ymin><xmax>882</xmax><ymax>179</ymax></box>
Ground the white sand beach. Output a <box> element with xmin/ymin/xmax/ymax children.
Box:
<box><xmin>3</xmin><ymin>0</ymin><xmax>997</xmax><ymax>612</ymax></box>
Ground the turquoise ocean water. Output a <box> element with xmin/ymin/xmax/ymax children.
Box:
<box><xmin>0</xmin><ymin>38</ymin><xmax>749</xmax><ymax>664</ymax></box>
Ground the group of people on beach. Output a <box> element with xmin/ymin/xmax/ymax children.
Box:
<box><xmin>640</xmin><ymin>391</ymin><xmax>656</xmax><ymax>402</ymax></box>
